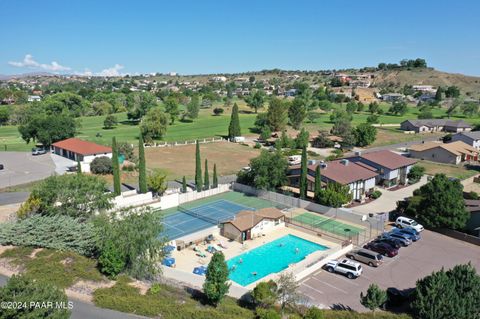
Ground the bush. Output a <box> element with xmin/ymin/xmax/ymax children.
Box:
<box><xmin>213</xmin><ymin>108</ymin><xmax>224</xmax><ymax>115</ymax></box>
<box><xmin>407</xmin><ymin>166</ymin><xmax>425</xmax><ymax>184</ymax></box>
<box><xmin>252</xmin><ymin>280</ymin><xmax>277</xmax><ymax>308</ymax></box>
<box><xmin>256</xmin><ymin>308</ymin><xmax>280</xmax><ymax>319</ymax></box>
<box><xmin>0</xmin><ymin>275</ymin><xmax>70</xmax><ymax>319</ymax></box>
<box><xmin>304</xmin><ymin>307</ymin><xmax>324</xmax><ymax>319</ymax></box>
<box><xmin>254</xmin><ymin>142</ymin><xmax>262</xmax><ymax>149</ymax></box>
<box><xmin>98</xmin><ymin>240</ymin><xmax>126</xmax><ymax>278</ymax></box>
<box><xmin>90</xmin><ymin>156</ymin><xmax>113</xmax><ymax>174</ymax></box>
<box><xmin>103</xmin><ymin>114</ymin><xmax>118</xmax><ymax>129</ymax></box>
<box><xmin>0</xmin><ymin>215</ymin><xmax>98</xmax><ymax>256</ymax></box>
<box><xmin>370</xmin><ymin>190</ymin><xmax>382</xmax><ymax>199</ymax></box>
<box><xmin>466</xmin><ymin>191</ymin><xmax>479</xmax><ymax>200</ymax></box>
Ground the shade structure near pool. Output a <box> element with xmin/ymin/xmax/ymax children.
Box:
<box><xmin>227</xmin><ymin>235</ymin><xmax>329</xmax><ymax>286</ymax></box>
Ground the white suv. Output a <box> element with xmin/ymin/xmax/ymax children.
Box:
<box><xmin>395</xmin><ymin>217</ymin><xmax>424</xmax><ymax>232</ymax></box>
<box><xmin>325</xmin><ymin>259</ymin><xmax>363</xmax><ymax>279</ymax></box>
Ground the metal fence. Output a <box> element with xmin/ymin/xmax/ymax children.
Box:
<box><xmin>233</xmin><ymin>182</ymin><xmax>385</xmax><ymax>245</ymax></box>
<box><xmin>144</xmin><ymin>137</ymin><xmax>227</xmax><ymax>148</ymax></box>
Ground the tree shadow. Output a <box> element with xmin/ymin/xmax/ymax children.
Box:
<box><xmin>179</xmin><ymin>118</ymin><xmax>193</xmax><ymax>123</ymax></box>
<box><xmin>330</xmin><ymin>303</ymin><xmax>353</xmax><ymax>311</ymax></box>
<box><xmin>119</xmin><ymin>120</ymin><xmax>140</xmax><ymax>126</ymax></box>
<box><xmin>239</xmin><ymin>110</ymin><xmax>255</xmax><ymax>114</ymax></box>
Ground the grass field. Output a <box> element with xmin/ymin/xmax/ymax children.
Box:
<box><xmin>370</xmin><ymin>127</ymin><xmax>444</xmax><ymax>147</ymax></box>
<box><xmin>416</xmin><ymin>160</ymin><xmax>480</xmax><ymax>179</ymax></box>
<box><xmin>2</xmin><ymin>100</ymin><xmax>480</xmax><ymax>152</ymax></box>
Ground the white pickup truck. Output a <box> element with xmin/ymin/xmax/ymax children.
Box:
<box><xmin>325</xmin><ymin>259</ymin><xmax>363</xmax><ymax>279</ymax></box>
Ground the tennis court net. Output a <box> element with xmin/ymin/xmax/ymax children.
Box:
<box><xmin>178</xmin><ymin>206</ymin><xmax>220</xmax><ymax>225</ymax></box>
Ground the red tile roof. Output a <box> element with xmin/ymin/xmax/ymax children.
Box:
<box><xmin>52</xmin><ymin>138</ymin><xmax>112</xmax><ymax>156</ymax></box>
<box><xmin>359</xmin><ymin>150</ymin><xmax>416</xmax><ymax>170</ymax></box>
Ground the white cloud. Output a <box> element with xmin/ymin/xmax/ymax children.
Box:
<box><xmin>96</xmin><ymin>64</ymin><xmax>124</xmax><ymax>76</ymax></box>
<box><xmin>8</xmin><ymin>54</ymin><xmax>71</xmax><ymax>72</ymax></box>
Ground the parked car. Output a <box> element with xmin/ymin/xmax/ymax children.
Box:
<box><xmin>379</xmin><ymin>232</ymin><xmax>412</xmax><ymax>247</ymax></box>
<box><xmin>364</xmin><ymin>242</ymin><xmax>398</xmax><ymax>257</ymax></box>
<box><xmin>346</xmin><ymin>248</ymin><xmax>383</xmax><ymax>267</ymax></box>
<box><xmin>391</xmin><ymin>227</ymin><xmax>421</xmax><ymax>242</ymax></box>
<box><xmin>395</xmin><ymin>217</ymin><xmax>424</xmax><ymax>232</ymax></box>
<box><xmin>372</xmin><ymin>237</ymin><xmax>402</xmax><ymax>249</ymax></box>
<box><xmin>325</xmin><ymin>259</ymin><xmax>363</xmax><ymax>279</ymax></box>
<box><xmin>31</xmin><ymin>147</ymin><xmax>47</xmax><ymax>155</ymax></box>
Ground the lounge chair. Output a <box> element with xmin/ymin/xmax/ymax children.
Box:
<box><xmin>218</xmin><ymin>241</ymin><xmax>228</xmax><ymax>249</ymax></box>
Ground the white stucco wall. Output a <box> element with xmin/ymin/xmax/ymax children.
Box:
<box><xmin>251</xmin><ymin>220</ymin><xmax>284</xmax><ymax>237</ymax></box>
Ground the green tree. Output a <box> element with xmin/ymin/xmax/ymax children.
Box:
<box><xmin>195</xmin><ymin>140</ymin><xmax>203</xmax><ymax>192</ymax></box>
<box><xmin>228</xmin><ymin>103</ymin><xmax>241</xmax><ymax>138</ymax></box>
<box><xmin>0</xmin><ymin>106</ymin><xmax>9</xmax><ymax>125</ymax></box>
<box><xmin>299</xmin><ymin>147</ymin><xmax>308</xmax><ymax>199</ymax></box>
<box><xmin>277</xmin><ymin>272</ymin><xmax>299</xmax><ymax>315</ymax></box>
<box><xmin>127</xmin><ymin>92</ymin><xmax>157</xmax><ymax>120</ymax></box>
<box><xmin>360</xmin><ymin>283</ymin><xmax>387</xmax><ymax>316</ymax></box>
<box><xmin>304</xmin><ymin>307</ymin><xmax>324</xmax><ymax>319</ymax></box>
<box><xmin>77</xmin><ymin>160</ymin><xmax>82</xmax><ymax>174</ymax></box>
<box><xmin>346</xmin><ymin>101</ymin><xmax>358</xmax><ymax>114</ymax></box>
<box><xmin>412</xmin><ymin>263</ymin><xmax>480</xmax><ymax>319</ymax></box>
<box><xmin>182</xmin><ymin>176</ymin><xmax>187</xmax><ymax>193</ymax></box>
<box><xmin>112</xmin><ymin>137</ymin><xmax>121</xmax><ymax>196</ymax></box>
<box><xmin>186</xmin><ymin>94</ymin><xmax>200</xmax><ymax>119</ymax></box>
<box><xmin>98</xmin><ymin>240</ymin><xmax>126</xmax><ymax>278</ymax></box>
<box><xmin>435</xmin><ymin>87</ymin><xmax>443</xmax><ymax>101</ymax></box>
<box><xmin>28</xmin><ymin>174</ymin><xmax>112</xmax><ymax>219</ymax></box>
<box><xmin>418</xmin><ymin>109</ymin><xmax>434</xmax><ymax>119</ymax></box>
<box><xmin>407</xmin><ymin>165</ymin><xmax>425</xmax><ymax>184</ymax></box>
<box><xmin>314</xmin><ymin>165</ymin><xmax>322</xmax><ymax>203</ymax></box>
<box><xmin>103</xmin><ymin>114</ymin><xmax>118</xmax><ymax>129</ymax></box>
<box><xmin>140</xmin><ymin>107</ymin><xmax>169</xmax><ymax>143</ymax></box>
<box><xmin>246</xmin><ymin>90</ymin><xmax>266</xmax><ymax>113</ymax></box>
<box><xmin>212</xmin><ymin>163</ymin><xmax>218</xmax><ymax>188</ymax></box>
<box><xmin>138</xmin><ymin>134</ymin><xmax>147</xmax><ymax>194</ymax></box>
<box><xmin>318</xmin><ymin>182</ymin><xmax>352</xmax><ymax>208</ymax></box>
<box><xmin>18</xmin><ymin>114</ymin><xmax>77</xmax><ymax>146</ymax></box>
<box><xmin>288</xmin><ymin>97</ymin><xmax>307</xmax><ymax>129</ymax></box>
<box><xmin>252</xmin><ymin>280</ymin><xmax>278</xmax><ymax>308</ymax></box>
<box><xmin>366</xmin><ymin>114</ymin><xmax>379</xmax><ymax>124</ymax></box>
<box><xmin>446</xmin><ymin>98</ymin><xmax>463</xmax><ymax>118</ymax></box>
<box><xmin>147</xmin><ymin>169</ymin><xmax>167</xmax><ymax>196</ymax></box>
<box><xmin>461</xmin><ymin>102</ymin><xmax>479</xmax><ymax>117</ymax></box>
<box><xmin>368</xmin><ymin>102</ymin><xmax>380</xmax><ymax>114</ymax></box>
<box><xmin>267</xmin><ymin>97</ymin><xmax>289</xmax><ymax>131</ymax></box>
<box><xmin>90</xmin><ymin>156</ymin><xmax>113</xmax><ymax>175</ymax></box>
<box><xmin>388</xmin><ymin>101</ymin><xmax>408</xmax><ymax>115</ymax></box>
<box><xmin>445</xmin><ymin>86</ymin><xmax>461</xmax><ymax>98</ymax></box>
<box><xmin>164</xmin><ymin>97</ymin><xmax>180</xmax><ymax>124</ymax></box>
<box><xmin>0</xmin><ymin>274</ymin><xmax>70</xmax><ymax>319</ymax></box>
<box><xmin>295</xmin><ymin>128</ymin><xmax>309</xmax><ymax>149</ymax></box>
<box><xmin>354</xmin><ymin>123</ymin><xmax>377</xmax><ymax>147</ymax></box>
<box><xmin>204</xmin><ymin>159</ymin><xmax>210</xmax><ymax>190</ymax></box>
<box><xmin>260</xmin><ymin>126</ymin><xmax>272</xmax><ymax>141</ymax></box>
<box><xmin>203</xmin><ymin>252</ymin><xmax>230</xmax><ymax>306</ymax></box>
<box><xmin>416</xmin><ymin>174</ymin><xmax>468</xmax><ymax>229</ymax></box>
<box><xmin>248</xmin><ymin>150</ymin><xmax>288</xmax><ymax>190</ymax></box>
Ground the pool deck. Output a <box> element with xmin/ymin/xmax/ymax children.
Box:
<box><xmin>169</xmin><ymin>226</ymin><xmax>342</xmax><ymax>290</ymax></box>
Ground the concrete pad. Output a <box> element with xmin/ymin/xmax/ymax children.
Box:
<box><xmin>0</xmin><ymin>152</ymin><xmax>55</xmax><ymax>189</ymax></box>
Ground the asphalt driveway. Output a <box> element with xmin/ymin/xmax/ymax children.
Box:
<box><xmin>299</xmin><ymin>230</ymin><xmax>480</xmax><ymax>311</ymax></box>
<box><xmin>0</xmin><ymin>152</ymin><xmax>56</xmax><ymax>189</ymax></box>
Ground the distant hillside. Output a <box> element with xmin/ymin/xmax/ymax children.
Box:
<box><xmin>373</xmin><ymin>68</ymin><xmax>480</xmax><ymax>98</ymax></box>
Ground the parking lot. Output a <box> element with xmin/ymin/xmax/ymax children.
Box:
<box><xmin>299</xmin><ymin>230</ymin><xmax>480</xmax><ymax>311</ymax></box>
<box><xmin>0</xmin><ymin>152</ymin><xmax>56</xmax><ymax>189</ymax></box>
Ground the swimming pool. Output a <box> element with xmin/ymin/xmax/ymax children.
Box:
<box><xmin>227</xmin><ymin>234</ymin><xmax>329</xmax><ymax>286</ymax></box>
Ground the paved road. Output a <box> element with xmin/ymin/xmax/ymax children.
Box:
<box><xmin>0</xmin><ymin>152</ymin><xmax>56</xmax><ymax>189</ymax></box>
<box><xmin>0</xmin><ymin>192</ymin><xmax>30</xmax><ymax>205</ymax></box>
<box><xmin>0</xmin><ymin>274</ymin><xmax>145</xmax><ymax>319</ymax></box>
<box><xmin>299</xmin><ymin>230</ymin><xmax>480</xmax><ymax>311</ymax></box>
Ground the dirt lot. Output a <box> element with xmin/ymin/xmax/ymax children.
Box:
<box><xmin>145</xmin><ymin>141</ymin><xmax>261</xmax><ymax>180</ymax></box>
<box><xmin>299</xmin><ymin>230</ymin><xmax>480</xmax><ymax>311</ymax></box>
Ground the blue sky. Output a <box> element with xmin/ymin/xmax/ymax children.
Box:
<box><xmin>1</xmin><ymin>0</ymin><xmax>479</xmax><ymax>76</ymax></box>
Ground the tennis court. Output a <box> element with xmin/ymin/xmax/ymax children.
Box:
<box><xmin>292</xmin><ymin>212</ymin><xmax>365</xmax><ymax>237</ymax></box>
<box><xmin>161</xmin><ymin>199</ymin><xmax>254</xmax><ymax>240</ymax></box>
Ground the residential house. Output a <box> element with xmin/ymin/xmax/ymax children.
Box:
<box><xmin>28</xmin><ymin>95</ymin><xmax>41</xmax><ymax>102</ymax></box>
<box><xmin>400</xmin><ymin>119</ymin><xmax>472</xmax><ymax>133</ymax></box>
<box><xmin>51</xmin><ymin>138</ymin><xmax>112</xmax><ymax>173</ymax></box>
<box><xmin>463</xmin><ymin>199</ymin><xmax>480</xmax><ymax>237</ymax></box>
<box><xmin>412</xmin><ymin>85</ymin><xmax>437</xmax><ymax>94</ymax></box>
<box><xmin>381</xmin><ymin>93</ymin><xmax>404</xmax><ymax>102</ymax></box>
<box><xmin>220</xmin><ymin>208</ymin><xmax>285</xmax><ymax>242</ymax></box>
<box><xmin>409</xmin><ymin>141</ymin><xmax>478</xmax><ymax>165</ymax></box>
<box><xmin>287</xmin><ymin>159</ymin><xmax>378</xmax><ymax>201</ymax></box>
<box><xmin>348</xmin><ymin>150</ymin><xmax>417</xmax><ymax>187</ymax></box>
<box><xmin>450</xmin><ymin>131</ymin><xmax>480</xmax><ymax>149</ymax></box>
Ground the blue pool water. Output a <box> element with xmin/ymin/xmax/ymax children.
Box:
<box><xmin>227</xmin><ymin>235</ymin><xmax>329</xmax><ymax>286</ymax></box>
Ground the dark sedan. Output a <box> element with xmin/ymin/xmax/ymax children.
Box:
<box><xmin>363</xmin><ymin>242</ymin><xmax>399</xmax><ymax>257</ymax></box>
<box><xmin>372</xmin><ymin>237</ymin><xmax>402</xmax><ymax>249</ymax></box>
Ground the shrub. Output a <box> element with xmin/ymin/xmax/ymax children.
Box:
<box><xmin>0</xmin><ymin>215</ymin><xmax>98</xmax><ymax>256</ymax></box>
<box><xmin>103</xmin><ymin>114</ymin><xmax>118</xmax><ymax>129</ymax></box>
<box><xmin>407</xmin><ymin>165</ymin><xmax>425</xmax><ymax>184</ymax></box>
<box><xmin>254</xmin><ymin>142</ymin><xmax>262</xmax><ymax>149</ymax></box>
<box><xmin>466</xmin><ymin>191</ymin><xmax>479</xmax><ymax>200</ymax></box>
<box><xmin>304</xmin><ymin>307</ymin><xmax>324</xmax><ymax>319</ymax></box>
<box><xmin>90</xmin><ymin>156</ymin><xmax>113</xmax><ymax>174</ymax></box>
<box><xmin>213</xmin><ymin>107</ymin><xmax>224</xmax><ymax>115</ymax></box>
<box><xmin>370</xmin><ymin>190</ymin><xmax>382</xmax><ymax>199</ymax></box>
<box><xmin>256</xmin><ymin>308</ymin><xmax>281</xmax><ymax>319</ymax></box>
<box><xmin>147</xmin><ymin>169</ymin><xmax>167</xmax><ymax>196</ymax></box>
<box><xmin>98</xmin><ymin>240</ymin><xmax>126</xmax><ymax>278</ymax></box>
<box><xmin>252</xmin><ymin>280</ymin><xmax>278</xmax><ymax>308</ymax></box>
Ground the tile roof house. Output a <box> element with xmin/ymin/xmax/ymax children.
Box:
<box><xmin>409</xmin><ymin>141</ymin><xmax>478</xmax><ymax>164</ymax></box>
<box><xmin>400</xmin><ymin>119</ymin><xmax>472</xmax><ymax>133</ymax></box>
<box><xmin>451</xmin><ymin>131</ymin><xmax>480</xmax><ymax>149</ymax></box>
<box><xmin>348</xmin><ymin>150</ymin><xmax>417</xmax><ymax>187</ymax></box>
<box><xmin>51</xmin><ymin>138</ymin><xmax>112</xmax><ymax>173</ymax></box>
<box><xmin>287</xmin><ymin>159</ymin><xmax>378</xmax><ymax>201</ymax></box>
<box><xmin>463</xmin><ymin>199</ymin><xmax>480</xmax><ymax>237</ymax></box>
<box><xmin>220</xmin><ymin>208</ymin><xmax>285</xmax><ymax>242</ymax></box>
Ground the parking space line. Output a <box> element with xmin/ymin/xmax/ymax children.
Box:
<box><xmin>310</xmin><ymin>277</ymin><xmax>348</xmax><ymax>294</ymax></box>
<box><xmin>302</xmin><ymin>283</ymin><xmax>324</xmax><ymax>295</ymax></box>
<box><xmin>317</xmin><ymin>273</ymin><xmax>359</xmax><ymax>286</ymax></box>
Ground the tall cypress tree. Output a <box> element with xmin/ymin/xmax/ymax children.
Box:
<box><xmin>212</xmin><ymin>163</ymin><xmax>218</xmax><ymax>188</ymax></box>
<box><xmin>204</xmin><ymin>159</ymin><xmax>210</xmax><ymax>190</ymax></box>
<box><xmin>138</xmin><ymin>134</ymin><xmax>147</xmax><ymax>194</ymax></box>
<box><xmin>314</xmin><ymin>164</ymin><xmax>322</xmax><ymax>203</ymax></box>
<box><xmin>112</xmin><ymin>137</ymin><xmax>121</xmax><ymax>196</ymax></box>
<box><xmin>299</xmin><ymin>146</ymin><xmax>308</xmax><ymax>199</ymax></box>
<box><xmin>76</xmin><ymin>160</ymin><xmax>82</xmax><ymax>175</ymax></box>
<box><xmin>182</xmin><ymin>176</ymin><xmax>187</xmax><ymax>193</ymax></box>
<box><xmin>195</xmin><ymin>140</ymin><xmax>203</xmax><ymax>192</ymax></box>
<box><xmin>228</xmin><ymin>103</ymin><xmax>241</xmax><ymax>138</ymax></box>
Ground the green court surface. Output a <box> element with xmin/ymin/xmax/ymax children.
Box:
<box><xmin>158</xmin><ymin>191</ymin><xmax>284</xmax><ymax>216</ymax></box>
<box><xmin>292</xmin><ymin>212</ymin><xmax>365</xmax><ymax>237</ymax></box>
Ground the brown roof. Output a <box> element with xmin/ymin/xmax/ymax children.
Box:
<box><xmin>359</xmin><ymin>150</ymin><xmax>417</xmax><ymax>170</ymax></box>
<box><xmin>52</xmin><ymin>138</ymin><xmax>112</xmax><ymax>156</ymax></box>
<box><xmin>223</xmin><ymin>208</ymin><xmax>284</xmax><ymax>232</ymax></box>
<box><xmin>410</xmin><ymin>141</ymin><xmax>477</xmax><ymax>156</ymax></box>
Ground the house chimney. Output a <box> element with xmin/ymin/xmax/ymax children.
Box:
<box><xmin>341</xmin><ymin>159</ymin><xmax>349</xmax><ymax>166</ymax></box>
<box><xmin>355</xmin><ymin>151</ymin><xmax>362</xmax><ymax>156</ymax></box>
